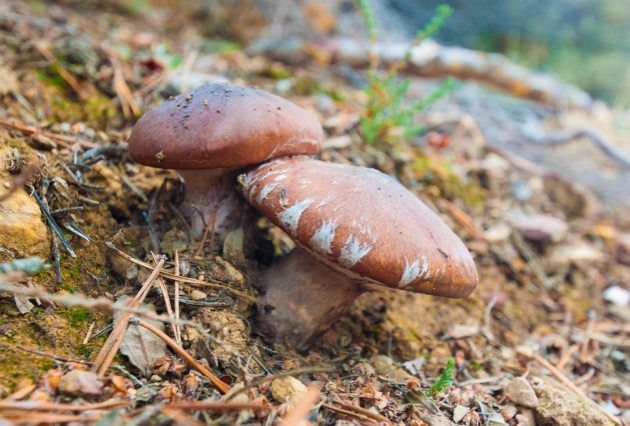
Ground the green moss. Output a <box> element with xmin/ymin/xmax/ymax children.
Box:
<box><xmin>38</xmin><ymin>360</ymin><xmax>55</xmax><ymax>371</ymax></box>
<box><xmin>58</xmin><ymin>307</ymin><xmax>91</xmax><ymax>328</ymax></box>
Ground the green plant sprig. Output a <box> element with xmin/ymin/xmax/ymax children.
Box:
<box><xmin>427</xmin><ymin>357</ymin><xmax>455</xmax><ymax>395</ymax></box>
<box><xmin>356</xmin><ymin>2</ymin><xmax>454</xmax><ymax>145</ymax></box>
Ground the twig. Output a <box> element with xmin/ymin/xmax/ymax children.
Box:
<box><xmin>92</xmin><ymin>258</ymin><xmax>165</xmax><ymax>376</ymax></box>
<box><xmin>2</xmin><ymin>383</ymin><xmax>36</xmax><ymax>402</ymax></box>
<box><xmin>151</xmin><ymin>253</ymin><xmax>178</xmax><ymax>347</ymax></box>
<box><xmin>174</xmin><ymin>250</ymin><xmax>182</xmax><ymax>346</ymax></box>
<box><xmin>0</xmin><ymin>399</ymin><xmax>129</xmax><ymax>412</ymax></box>
<box><xmin>165</xmin><ymin>400</ymin><xmax>265</xmax><ymax>411</ymax></box>
<box><xmin>83</xmin><ymin>321</ymin><xmax>96</xmax><ymax>345</ymax></box>
<box><xmin>196</xmin><ymin>209</ymin><xmax>218</xmax><ymax>257</ymax></box>
<box><xmin>555</xmin><ymin>343</ymin><xmax>580</xmax><ymax>370</ymax></box>
<box><xmin>0</xmin><ymin>118</ymin><xmax>98</xmax><ymax>149</ymax></box>
<box><xmin>321</xmin><ymin>402</ymin><xmax>378</xmax><ymax>425</ymax></box>
<box><xmin>528</xmin><ymin>352</ymin><xmax>622</xmax><ymax>426</ymax></box>
<box><xmin>105</xmin><ymin>242</ymin><xmax>266</xmax><ymax>306</ymax></box>
<box><xmin>15</xmin><ymin>344</ymin><xmax>93</xmax><ymax>366</ymax></box>
<box><xmin>132</xmin><ymin>318</ymin><xmax>231</xmax><ymax>394</ymax></box>
<box><xmin>32</xmin><ymin>190</ymin><xmax>76</xmax><ymax>258</ymax></box>
<box><xmin>331</xmin><ymin>398</ymin><xmax>392</xmax><ymax>426</ymax></box>
<box><xmin>231</xmin><ymin>366</ymin><xmax>335</xmax><ymax>397</ymax></box>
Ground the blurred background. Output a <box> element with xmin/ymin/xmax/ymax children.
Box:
<box><xmin>166</xmin><ymin>0</ymin><xmax>630</xmax><ymax>109</ymax></box>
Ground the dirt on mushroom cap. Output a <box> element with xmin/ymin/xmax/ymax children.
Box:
<box><xmin>239</xmin><ymin>157</ymin><xmax>478</xmax><ymax>298</ymax></box>
<box><xmin>127</xmin><ymin>83</ymin><xmax>324</xmax><ymax>169</ymax></box>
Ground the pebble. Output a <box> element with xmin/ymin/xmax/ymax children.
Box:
<box><xmin>58</xmin><ymin>370</ymin><xmax>103</xmax><ymax>399</ymax></box>
<box><xmin>453</xmin><ymin>405</ymin><xmax>469</xmax><ymax>422</ymax></box>
<box><xmin>510</xmin><ymin>213</ymin><xmax>568</xmax><ymax>242</ymax></box>
<box><xmin>504</xmin><ymin>377</ymin><xmax>539</xmax><ymax>408</ymax></box>
<box><xmin>270</xmin><ymin>376</ymin><xmax>307</xmax><ymax>403</ymax></box>
<box><xmin>0</xmin><ymin>187</ymin><xmax>50</xmax><ymax>258</ymax></box>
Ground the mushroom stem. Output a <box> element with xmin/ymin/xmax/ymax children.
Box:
<box><xmin>178</xmin><ymin>169</ymin><xmax>253</xmax><ymax>242</ymax></box>
<box><xmin>256</xmin><ymin>247</ymin><xmax>365</xmax><ymax>351</ymax></box>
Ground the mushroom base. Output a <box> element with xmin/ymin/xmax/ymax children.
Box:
<box><xmin>255</xmin><ymin>248</ymin><xmax>365</xmax><ymax>352</ymax></box>
<box><xmin>178</xmin><ymin>169</ymin><xmax>254</xmax><ymax>243</ymax></box>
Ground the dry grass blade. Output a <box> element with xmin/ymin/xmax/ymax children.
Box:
<box><xmin>134</xmin><ymin>318</ymin><xmax>232</xmax><ymax>394</ymax></box>
<box><xmin>174</xmin><ymin>250</ymin><xmax>182</xmax><ymax>346</ymax></box>
<box><xmin>105</xmin><ymin>242</ymin><xmax>267</xmax><ymax>306</ymax></box>
<box><xmin>0</xmin><ymin>118</ymin><xmax>98</xmax><ymax>149</ymax></box>
<box><xmin>329</xmin><ymin>398</ymin><xmax>392</xmax><ymax>426</ymax></box>
<box><xmin>166</xmin><ymin>400</ymin><xmax>265</xmax><ymax>411</ymax></box>
<box><xmin>0</xmin><ymin>399</ymin><xmax>130</xmax><ymax>412</ymax></box>
<box><xmin>92</xmin><ymin>258</ymin><xmax>165</xmax><ymax>376</ymax></box>
<box><xmin>151</xmin><ymin>253</ymin><xmax>178</xmax><ymax>346</ymax></box>
<box><xmin>2</xmin><ymin>413</ymin><xmax>99</xmax><ymax>424</ymax></box>
<box><xmin>321</xmin><ymin>402</ymin><xmax>378</xmax><ymax>425</ymax></box>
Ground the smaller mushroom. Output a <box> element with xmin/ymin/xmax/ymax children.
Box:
<box><xmin>127</xmin><ymin>83</ymin><xmax>323</xmax><ymax>241</ymax></box>
<box><xmin>239</xmin><ymin>157</ymin><xmax>478</xmax><ymax>351</ymax></box>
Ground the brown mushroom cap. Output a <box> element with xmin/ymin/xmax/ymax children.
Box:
<box><xmin>240</xmin><ymin>158</ymin><xmax>478</xmax><ymax>298</ymax></box>
<box><xmin>128</xmin><ymin>83</ymin><xmax>323</xmax><ymax>169</ymax></box>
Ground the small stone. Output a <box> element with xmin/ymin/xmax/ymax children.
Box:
<box><xmin>510</xmin><ymin>214</ymin><xmax>568</xmax><ymax>242</ymax></box>
<box><xmin>534</xmin><ymin>379</ymin><xmax>610</xmax><ymax>425</ymax></box>
<box><xmin>453</xmin><ymin>405</ymin><xmax>469</xmax><ymax>422</ymax></box>
<box><xmin>0</xmin><ymin>187</ymin><xmax>50</xmax><ymax>258</ymax></box>
<box><xmin>58</xmin><ymin>370</ymin><xmax>103</xmax><ymax>399</ymax></box>
<box><xmin>505</xmin><ymin>377</ymin><xmax>539</xmax><ymax>408</ymax></box>
<box><xmin>370</xmin><ymin>355</ymin><xmax>414</xmax><ymax>382</ymax></box>
<box><xmin>270</xmin><ymin>376</ymin><xmax>307</xmax><ymax>403</ymax></box>
<box><xmin>487</xmin><ymin>412</ymin><xmax>509</xmax><ymax>425</ymax></box>
<box><xmin>191</xmin><ymin>290</ymin><xmax>207</xmax><ymax>300</ymax></box>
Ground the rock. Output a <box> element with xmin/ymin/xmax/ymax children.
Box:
<box><xmin>369</xmin><ymin>355</ymin><xmax>415</xmax><ymax>382</ymax></box>
<box><xmin>0</xmin><ymin>187</ymin><xmax>50</xmax><ymax>259</ymax></box>
<box><xmin>58</xmin><ymin>370</ymin><xmax>103</xmax><ymax>399</ymax></box>
<box><xmin>532</xmin><ymin>378</ymin><xmax>611</xmax><ymax>425</ymax></box>
<box><xmin>270</xmin><ymin>376</ymin><xmax>307</xmax><ymax>403</ymax></box>
<box><xmin>453</xmin><ymin>405</ymin><xmax>469</xmax><ymax>422</ymax></box>
<box><xmin>505</xmin><ymin>377</ymin><xmax>539</xmax><ymax>408</ymax></box>
<box><xmin>509</xmin><ymin>214</ymin><xmax>568</xmax><ymax>242</ymax></box>
<box><xmin>191</xmin><ymin>290</ymin><xmax>207</xmax><ymax>300</ymax></box>
<box><xmin>223</xmin><ymin>228</ymin><xmax>246</xmax><ymax>268</ymax></box>
<box><xmin>487</xmin><ymin>412</ymin><xmax>509</xmax><ymax>425</ymax></box>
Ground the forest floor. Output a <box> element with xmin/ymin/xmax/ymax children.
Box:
<box><xmin>0</xmin><ymin>1</ymin><xmax>629</xmax><ymax>425</ymax></box>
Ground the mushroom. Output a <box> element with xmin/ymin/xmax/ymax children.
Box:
<box><xmin>127</xmin><ymin>83</ymin><xmax>324</xmax><ymax>241</ymax></box>
<box><xmin>238</xmin><ymin>157</ymin><xmax>478</xmax><ymax>351</ymax></box>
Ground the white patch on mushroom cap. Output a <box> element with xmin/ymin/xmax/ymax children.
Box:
<box><xmin>352</xmin><ymin>217</ymin><xmax>373</xmax><ymax>237</ymax></box>
<box><xmin>338</xmin><ymin>234</ymin><xmax>375</xmax><ymax>268</ymax></box>
<box><xmin>309</xmin><ymin>220</ymin><xmax>337</xmax><ymax>255</ymax></box>
<box><xmin>277</xmin><ymin>198</ymin><xmax>314</xmax><ymax>234</ymax></box>
<box><xmin>316</xmin><ymin>196</ymin><xmax>333</xmax><ymax>208</ymax></box>
<box><xmin>257</xmin><ymin>184</ymin><xmax>277</xmax><ymax>203</ymax></box>
<box><xmin>398</xmin><ymin>258</ymin><xmax>421</xmax><ymax>288</ymax></box>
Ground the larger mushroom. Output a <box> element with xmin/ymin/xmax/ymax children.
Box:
<box><xmin>239</xmin><ymin>157</ymin><xmax>478</xmax><ymax>351</ymax></box>
<box><xmin>127</xmin><ymin>83</ymin><xmax>324</xmax><ymax>241</ymax></box>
